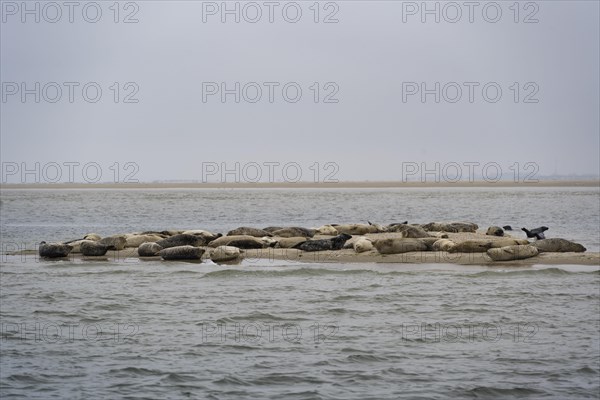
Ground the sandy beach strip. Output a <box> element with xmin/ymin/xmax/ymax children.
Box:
<box><xmin>7</xmin><ymin>247</ymin><xmax>599</xmax><ymax>266</ymax></box>
<box><xmin>1</xmin><ymin>180</ymin><xmax>599</xmax><ymax>190</ymax></box>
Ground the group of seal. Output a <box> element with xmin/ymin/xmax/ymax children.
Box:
<box><xmin>36</xmin><ymin>220</ymin><xmax>587</xmax><ymax>264</ymax></box>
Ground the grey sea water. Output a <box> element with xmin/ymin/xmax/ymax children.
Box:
<box><xmin>1</xmin><ymin>187</ymin><xmax>599</xmax><ymax>399</ymax></box>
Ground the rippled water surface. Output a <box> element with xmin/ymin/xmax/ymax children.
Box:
<box><xmin>1</xmin><ymin>187</ymin><xmax>599</xmax><ymax>399</ymax></box>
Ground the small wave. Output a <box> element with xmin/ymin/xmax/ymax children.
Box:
<box><xmin>250</xmin><ymin>373</ymin><xmax>325</xmax><ymax>386</ymax></box>
<box><xmin>466</xmin><ymin>386</ymin><xmax>545</xmax><ymax>397</ymax></box>
<box><xmin>468</xmin><ymin>268</ymin><xmax>577</xmax><ymax>278</ymax></box>
<box><xmin>108</xmin><ymin>367</ymin><xmax>164</xmax><ymax>377</ymax></box>
<box><xmin>576</xmin><ymin>366</ymin><xmax>598</xmax><ymax>374</ymax></box>
<box><xmin>345</xmin><ymin>354</ymin><xmax>388</xmax><ymax>363</ymax></box>
<box><xmin>161</xmin><ymin>372</ymin><xmax>197</xmax><ymax>383</ymax></box>
<box><xmin>213</xmin><ymin>375</ymin><xmax>249</xmax><ymax>386</ymax></box>
<box><xmin>167</xmin><ymin>270</ymin><xmax>202</xmax><ymax>275</ymax></box>
<box><xmin>6</xmin><ymin>374</ymin><xmax>51</xmax><ymax>384</ymax></box>
<box><xmin>201</xmin><ymin>267</ymin><xmax>415</xmax><ymax>279</ymax></box>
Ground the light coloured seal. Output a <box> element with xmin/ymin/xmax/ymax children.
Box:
<box><xmin>276</xmin><ymin>237</ymin><xmax>308</xmax><ymax>248</ymax></box>
<box><xmin>159</xmin><ymin>246</ymin><xmax>205</xmax><ymax>260</ymax></box>
<box><xmin>99</xmin><ymin>235</ymin><xmax>127</xmax><ymax>251</ymax></box>
<box><xmin>210</xmin><ymin>246</ymin><xmax>241</xmax><ymax>262</ymax></box>
<box><xmin>83</xmin><ymin>233</ymin><xmax>102</xmax><ymax>241</ymax></box>
<box><xmin>64</xmin><ymin>239</ymin><xmax>88</xmax><ymax>253</ymax></box>
<box><xmin>181</xmin><ymin>230</ymin><xmax>222</xmax><ymax>243</ymax></box>
<box><xmin>486</xmin><ymin>226</ymin><xmax>504</xmax><ymax>237</ymax></box>
<box><xmin>331</xmin><ymin>224</ymin><xmax>378</xmax><ymax>235</ymax></box>
<box><xmin>353</xmin><ymin>237</ymin><xmax>373</xmax><ymax>253</ymax></box>
<box><xmin>315</xmin><ymin>225</ymin><xmax>338</xmax><ymax>236</ymax></box>
<box><xmin>487</xmin><ymin>245</ymin><xmax>538</xmax><ymax>261</ymax></box>
<box><xmin>448</xmin><ymin>240</ymin><xmax>493</xmax><ymax>253</ymax></box>
<box><xmin>489</xmin><ymin>239</ymin><xmax>530</xmax><ymax>248</ymax></box>
<box><xmin>208</xmin><ymin>235</ymin><xmax>266</xmax><ymax>249</ymax></box>
<box><xmin>125</xmin><ymin>234</ymin><xmax>162</xmax><ymax>248</ymax></box>
<box><xmin>39</xmin><ymin>242</ymin><xmax>72</xmax><ymax>258</ymax></box>
<box><xmin>138</xmin><ymin>242</ymin><xmax>163</xmax><ymax>257</ymax></box>
<box><xmin>432</xmin><ymin>239</ymin><xmax>455</xmax><ymax>252</ymax></box>
<box><xmin>373</xmin><ymin>238</ymin><xmax>428</xmax><ymax>254</ymax></box>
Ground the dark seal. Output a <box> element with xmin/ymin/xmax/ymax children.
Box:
<box><xmin>293</xmin><ymin>234</ymin><xmax>352</xmax><ymax>252</ymax></box>
<box><xmin>522</xmin><ymin>226</ymin><xmax>548</xmax><ymax>240</ymax></box>
<box><xmin>39</xmin><ymin>242</ymin><xmax>72</xmax><ymax>258</ymax></box>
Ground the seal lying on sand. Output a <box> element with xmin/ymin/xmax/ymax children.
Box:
<box><xmin>353</xmin><ymin>237</ymin><xmax>373</xmax><ymax>253</ymax></box>
<box><xmin>210</xmin><ymin>246</ymin><xmax>241</xmax><ymax>262</ymax></box>
<box><xmin>331</xmin><ymin>224</ymin><xmax>378</xmax><ymax>235</ymax></box>
<box><xmin>373</xmin><ymin>238</ymin><xmax>428</xmax><ymax>254</ymax></box>
<box><xmin>422</xmin><ymin>222</ymin><xmax>478</xmax><ymax>233</ymax></box>
<box><xmin>276</xmin><ymin>237</ymin><xmax>308</xmax><ymax>248</ymax></box>
<box><xmin>522</xmin><ymin>227</ymin><xmax>548</xmax><ymax>240</ymax></box>
<box><xmin>293</xmin><ymin>234</ymin><xmax>352</xmax><ymax>252</ymax></box>
<box><xmin>315</xmin><ymin>225</ymin><xmax>338</xmax><ymax>236</ymax></box>
<box><xmin>156</xmin><ymin>234</ymin><xmax>204</xmax><ymax>249</ymax></box>
<box><xmin>227</xmin><ymin>227</ymin><xmax>273</xmax><ymax>237</ymax></box>
<box><xmin>99</xmin><ymin>235</ymin><xmax>127</xmax><ymax>251</ymax></box>
<box><xmin>39</xmin><ymin>242</ymin><xmax>72</xmax><ymax>258</ymax></box>
<box><xmin>487</xmin><ymin>245</ymin><xmax>539</xmax><ymax>261</ymax></box>
<box><xmin>432</xmin><ymin>239</ymin><xmax>455</xmax><ymax>252</ymax></box>
<box><xmin>532</xmin><ymin>238</ymin><xmax>586</xmax><ymax>253</ymax></box>
<box><xmin>80</xmin><ymin>241</ymin><xmax>110</xmax><ymax>256</ymax></box>
<box><xmin>138</xmin><ymin>242</ymin><xmax>163</xmax><ymax>257</ymax></box>
<box><xmin>271</xmin><ymin>227</ymin><xmax>315</xmax><ymax>238</ymax></box>
<box><xmin>181</xmin><ymin>230</ymin><xmax>222</xmax><ymax>243</ymax></box>
<box><xmin>125</xmin><ymin>234</ymin><xmax>163</xmax><ymax>248</ymax></box>
<box><xmin>208</xmin><ymin>235</ymin><xmax>266</xmax><ymax>249</ymax></box>
<box><xmin>448</xmin><ymin>240</ymin><xmax>493</xmax><ymax>253</ymax></box>
<box><xmin>159</xmin><ymin>246</ymin><xmax>205</xmax><ymax>260</ymax></box>
<box><xmin>388</xmin><ymin>224</ymin><xmax>431</xmax><ymax>238</ymax></box>
<box><xmin>486</xmin><ymin>226</ymin><xmax>504</xmax><ymax>237</ymax></box>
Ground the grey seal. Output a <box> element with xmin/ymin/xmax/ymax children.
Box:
<box><xmin>271</xmin><ymin>227</ymin><xmax>315</xmax><ymax>238</ymax></box>
<box><xmin>159</xmin><ymin>246</ymin><xmax>205</xmax><ymax>260</ymax></box>
<box><xmin>38</xmin><ymin>242</ymin><xmax>72</xmax><ymax>258</ymax></box>
<box><xmin>227</xmin><ymin>227</ymin><xmax>273</xmax><ymax>237</ymax></box>
<box><xmin>532</xmin><ymin>238</ymin><xmax>586</xmax><ymax>253</ymax></box>
<box><xmin>373</xmin><ymin>238</ymin><xmax>428</xmax><ymax>254</ymax></box>
<box><xmin>138</xmin><ymin>242</ymin><xmax>163</xmax><ymax>257</ymax></box>
<box><xmin>80</xmin><ymin>241</ymin><xmax>110</xmax><ymax>256</ymax></box>
<box><xmin>156</xmin><ymin>234</ymin><xmax>204</xmax><ymax>249</ymax></box>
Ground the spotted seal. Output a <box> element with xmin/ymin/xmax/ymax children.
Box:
<box><xmin>156</xmin><ymin>234</ymin><xmax>204</xmax><ymax>249</ymax></box>
<box><xmin>38</xmin><ymin>242</ymin><xmax>72</xmax><ymax>258</ymax></box>
<box><xmin>138</xmin><ymin>242</ymin><xmax>163</xmax><ymax>257</ymax></box>
<box><xmin>227</xmin><ymin>227</ymin><xmax>273</xmax><ymax>237</ymax></box>
<box><xmin>159</xmin><ymin>246</ymin><xmax>205</xmax><ymax>260</ymax></box>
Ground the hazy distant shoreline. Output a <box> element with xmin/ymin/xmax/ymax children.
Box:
<box><xmin>1</xmin><ymin>180</ymin><xmax>598</xmax><ymax>190</ymax></box>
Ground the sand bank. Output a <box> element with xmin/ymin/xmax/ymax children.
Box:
<box><xmin>1</xmin><ymin>180</ymin><xmax>599</xmax><ymax>190</ymax></box>
<box><xmin>9</xmin><ymin>231</ymin><xmax>599</xmax><ymax>266</ymax></box>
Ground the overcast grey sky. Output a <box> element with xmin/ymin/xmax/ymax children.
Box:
<box><xmin>1</xmin><ymin>1</ymin><xmax>599</xmax><ymax>183</ymax></box>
